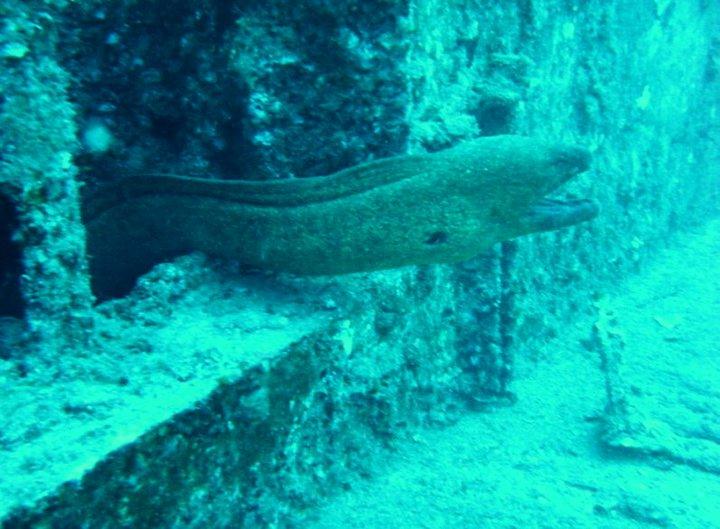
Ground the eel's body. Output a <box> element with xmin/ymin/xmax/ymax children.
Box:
<box><xmin>83</xmin><ymin>135</ymin><xmax>598</xmax><ymax>299</ymax></box>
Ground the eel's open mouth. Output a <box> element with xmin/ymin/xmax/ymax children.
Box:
<box><xmin>525</xmin><ymin>197</ymin><xmax>599</xmax><ymax>232</ymax></box>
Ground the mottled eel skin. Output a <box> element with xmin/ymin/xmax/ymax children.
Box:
<box><xmin>83</xmin><ymin>135</ymin><xmax>598</xmax><ymax>299</ymax></box>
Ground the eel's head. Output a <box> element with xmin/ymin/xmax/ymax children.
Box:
<box><xmin>465</xmin><ymin>137</ymin><xmax>599</xmax><ymax>238</ymax></box>
<box><xmin>514</xmin><ymin>142</ymin><xmax>598</xmax><ymax>237</ymax></box>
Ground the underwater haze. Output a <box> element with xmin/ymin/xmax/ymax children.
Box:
<box><xmin>0</xmin><ymin>1</ymin><xmax>718</xmax><ymax>528</ymax></box>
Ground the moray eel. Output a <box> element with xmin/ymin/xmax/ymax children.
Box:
<box><xmin>83</xmin><ymin>135</ymin><xmax>598</xmax><ymax>299</ymax></box>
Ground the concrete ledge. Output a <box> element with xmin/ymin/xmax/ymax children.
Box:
<box><xmin>1</xmin><ymin>256</ymin><xmax>488</xmax><ymax>528</ymax></box>
<box><xmin>1</xmin><ymin>257</ymin><xmax>330</xmax><ymax>527</ymax></box>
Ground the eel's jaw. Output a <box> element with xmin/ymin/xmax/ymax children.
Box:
<box><xmin>519</xmin><ymin>197</ymin><xmax>599</xmax><ymax>235</ymax></box>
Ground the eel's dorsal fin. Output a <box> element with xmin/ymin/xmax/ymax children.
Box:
<box><xmin>83</xmin><ymin>151</ymin><xmax>439</xmax><ymax>221</ymax></box>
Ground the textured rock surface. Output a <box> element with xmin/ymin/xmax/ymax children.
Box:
<box><xmin>1</xmin><ymin>0</ymin><xmax>718</xmax><ymax>528</ymax></box>
<box><xmin>0</xmin><ymin>0</ymin><xmax>94</xmax><ymax>349</ymax></box>
<box><xmin>60</xmin><ymin>0</ymin><xmax>408</xmax><ymax>180</ymax></box>
<box><xmin>508</xmin><ymin>0</ymin><xmax>720</xmax><ymax>351</ymax></box>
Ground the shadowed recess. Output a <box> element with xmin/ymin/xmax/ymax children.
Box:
<box><xmin>0</xmin><ymin>194</ymin><xmax>25</xmax><ymax>318</ymax></box>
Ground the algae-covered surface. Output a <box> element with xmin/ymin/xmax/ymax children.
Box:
<box><xmin>1</xmin><ymin>0</ymin><xmax>718</xmax><ymax>527</ymax></box>
<box><xmin>0</xmin><ymin>254</ymin><xmax>328</xmax><ymax>517</ymax></box>
<box><xmin>304</xmin><ymin>218</ymin><xmax>720</xmax><ymax>529</ymax></box>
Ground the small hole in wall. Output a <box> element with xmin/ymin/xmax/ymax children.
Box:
<box><xmin>475</xmin><ymin>99</ymin><xmax>515</xmax><ymax>136</ymax></box>
<box><xmin>0</xmin><ymin>193</ymin><xmax>25</xmax><ymax>319</ymax></box>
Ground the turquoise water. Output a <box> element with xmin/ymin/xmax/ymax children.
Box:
<box><xmin>0</xmin><ymin>1</ymin><xmax>718</xmax><ymax>528</ymax></box>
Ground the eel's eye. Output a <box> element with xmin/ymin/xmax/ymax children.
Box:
<box><xmin>550</xmin><ymin>146</ymin><xmax>591</xmax><ymax>174</ymax></box>
<box><xmin>425</xmin><ymin>231</ymin><xmax>448</xmax><ymax>245</ymax></box>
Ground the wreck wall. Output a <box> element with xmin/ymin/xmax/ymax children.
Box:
<box><xmin>404</xmin><ymin>0</ymin><xmax>720</xmax><ymax>352</ymax></box>
<box><xmin>1</xmin><ymin>0</ymin><xmax>718</xmax><ymax>527</ymax></box>
<box><xmin>0</xmin><ymin>0</ymin><xmax>94</xmax><ymax>351</ymax></box>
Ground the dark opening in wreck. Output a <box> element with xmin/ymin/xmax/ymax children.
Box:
<box><xmin>0</xmin><ymin>193</ymin><xmax>25</xmax><ymax>319</ymax></box>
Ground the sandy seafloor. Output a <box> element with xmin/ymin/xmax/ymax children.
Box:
<box><xmin>303</xmin><ymin>218</ymin><xmax>720</xmax><ymax>529</ymax></box>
